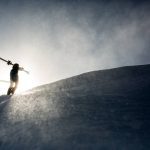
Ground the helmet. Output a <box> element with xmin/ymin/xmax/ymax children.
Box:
<box><xmin>13</xmin><ymin>63</ymin><xmax>19</xmax><ymax>70</ymax></box>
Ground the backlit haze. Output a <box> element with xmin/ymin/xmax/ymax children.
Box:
<box><xmin>0</xmin><ymin>0</ymin><xmax>150</xmax><ymax>94</ymax></box>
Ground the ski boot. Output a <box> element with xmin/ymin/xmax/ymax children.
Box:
<box><xmin>7</xmin><ymin>87</ymin><xmax>15</xmax><ymax>95</ymax></box>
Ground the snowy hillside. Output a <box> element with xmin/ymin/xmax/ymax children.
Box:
<box><xmin>0</xmin><ymin>64</ymin><xmax>150</xmax><ymax>150</ymax></box>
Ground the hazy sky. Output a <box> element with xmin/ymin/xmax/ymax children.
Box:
<box><xmin>0</xmin><ymin>0</ymin><xmax>150</xmax><ymax>93</ymax></box>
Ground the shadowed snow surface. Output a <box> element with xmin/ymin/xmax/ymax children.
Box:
<box><xmin>0</xmin><ymin>64</ymin><xmax>150</xmax><ymax>150</ymax></box>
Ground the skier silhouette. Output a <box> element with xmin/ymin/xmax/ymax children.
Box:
<box><xmin>7</xmin><ymin>63</ymin><xmax>24</xmax><ymax>95</ymax></box>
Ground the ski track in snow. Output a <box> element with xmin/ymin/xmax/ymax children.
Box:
<box><xmin>0</xmin><ymin>96</ymin><xmax>11</xmax><ymax>105</ymax></box>
<box><xmin>0</xmin><ymin>100</ymin><xmax>8</xmax><ymax>105</ymax></box>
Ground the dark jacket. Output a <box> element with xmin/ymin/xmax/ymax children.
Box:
<box><xmin>10</xmin><ymin>68</ymin><xmax>19</xmax><ymax>82</ymax></box>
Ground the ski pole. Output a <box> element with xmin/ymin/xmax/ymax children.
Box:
<box><xmin>0</xmin><ymin>80</ymin><xmax>10</xmax><ymax>83</ymax></box>
<box><xmin>0</xmin><ymin>57</ymin><xmax>29</xmax><ymax>74</ymax></box>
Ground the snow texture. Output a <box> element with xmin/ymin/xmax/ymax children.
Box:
<box><xmin>0</xmin><ymin>64</ymin><xmax>150</xmax><ymax>150</ymax></box>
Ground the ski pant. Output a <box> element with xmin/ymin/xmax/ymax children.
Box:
<box><xmin>9</xmin><ymin>80</ymin><xmax>18</xmax><ymax>91</ymax></box>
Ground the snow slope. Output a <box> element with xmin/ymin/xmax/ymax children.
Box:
<box><xmin>0</xmin><ymin>64</ymin><xmax>150</xmax><ymax>150</ymax></box>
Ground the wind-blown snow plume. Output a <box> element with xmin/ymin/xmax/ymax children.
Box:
<box><xmin>0</xmin><ymin>0</ymin><xmax>149</xmax><ymax>88</ymax></box>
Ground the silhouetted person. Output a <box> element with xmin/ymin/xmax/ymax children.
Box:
<box><xmin>7</xmin><ymin>63</ymin><xmax>23</xmax><ymax>95</ymax></box>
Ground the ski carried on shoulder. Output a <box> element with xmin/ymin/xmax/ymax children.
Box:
<box><xmin>0</xmin><ymin>57</ymin><xmax>29</xmax><ymax>74</ymax></box>
<box><xmin>0</xmin><ymin>57</ymin><xmax>13</xmax><ymax>65</ymax></box>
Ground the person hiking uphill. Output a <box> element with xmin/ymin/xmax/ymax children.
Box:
<box><xmin>7</xmin><ymin>63</ymin><xmax>24</xmax><ymax>95</ymax></box>
<box><xmin>0</xmin><ymin>57</ymin><xmax>29</xmax><ymax>95</ymax></box>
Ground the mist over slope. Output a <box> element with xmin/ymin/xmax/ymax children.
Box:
<box><xmin>0</xmin><ymin>64</ymin><xmax>150</xmax><ymax>150</ymax></box>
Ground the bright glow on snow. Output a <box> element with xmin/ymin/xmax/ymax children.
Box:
<box><xmin>17</xmin><ymin>71</ymin><xmax>38</xmax><ymax>93</ymax></box>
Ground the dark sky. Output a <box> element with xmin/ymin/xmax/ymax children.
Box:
<box><xmin>0</xmin><ymin>0</ymin><xmax>150</xmax><ymax>92</ymax></box>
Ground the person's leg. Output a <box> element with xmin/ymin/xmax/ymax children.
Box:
<box><xmin>10</xmin><ymin>81</ymin><xmax>14</xmax><ymax>88</ymax></box>
<box><xmin>7</xmin><ymin>81</ymin><xmax>14</xmax><ymax>95</ymax></box>
<box><xmin>12</xmin><ymin>80</ymin><xmax>18</xmax><ymax>94</ymax></box>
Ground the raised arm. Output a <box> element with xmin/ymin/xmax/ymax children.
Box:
<box><xmin>19</xmin><ymin>67</ymin><xmax>24</xmax><ymax>71</ymax></box>
<box><xmin>19</xmin><ymin>67</ymin><xmax>29</xmax><ymax>74</ymax></box>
